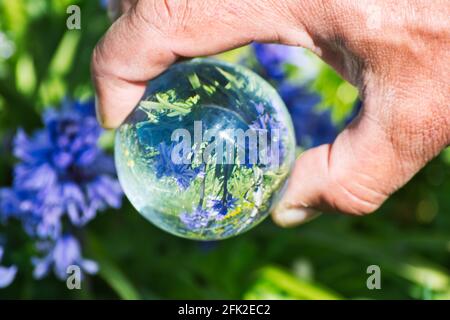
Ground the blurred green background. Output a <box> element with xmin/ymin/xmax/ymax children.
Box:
<box><xmin>0</xmin><ymin>0</ymin><xmax>449</xmax><ymax>299</ymax></box>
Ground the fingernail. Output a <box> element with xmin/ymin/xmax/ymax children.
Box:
<box><xmin>272</xmin><ymin>206</ymin><xmax>321</xmax><ymax>228</ymax></box>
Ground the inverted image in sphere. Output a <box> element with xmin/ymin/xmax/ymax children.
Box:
<box><xmin>115</xmin><ymin>58</ymin><xmax>296</xmax><ymax>240</ymax></box>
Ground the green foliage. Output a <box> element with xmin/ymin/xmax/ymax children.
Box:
<box><xmin>244</xmin><ymin>266</ymin><xmax>342</xmax><ymax>299</ymax></box>
<box><xmin>139</xmin><ymin>90</ymin><xmax>200</xmax><ymax>118</ymax></box>
<box><xmin>311</xmin><ymin>63</ymin><xmax>359</xmax><ymax>125</ymax></box>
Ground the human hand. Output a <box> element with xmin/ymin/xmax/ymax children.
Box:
<box><xmin>92</xmin><ymin>0</ymin><xmax>450</xmax><ymax>225</ymax></box>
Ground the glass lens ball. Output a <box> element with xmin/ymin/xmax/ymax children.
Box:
<box><xmin>115</xmin><ymin>58</ymin><xmax>296</xmax><ymax>240</ymax></box>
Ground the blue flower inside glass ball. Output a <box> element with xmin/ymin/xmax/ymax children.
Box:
<box><xmin>115</xmin><ymin>58</ymin><xmax>296</xmax><ymax>240</ymax></box>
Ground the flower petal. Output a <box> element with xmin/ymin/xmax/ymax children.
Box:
<box><xmin>81</xmin><ymin>259</ymin><xmax>99</xmax><ymax>275</ymax></box>
<box><xmin>0</xmin><ymin>265</ymin><xmax>17</xmax><ymax>288</ymax></box>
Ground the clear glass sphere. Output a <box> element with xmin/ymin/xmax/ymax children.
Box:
<box><xmin>115</xmin><ymin>58</ymin><xmax>296</xmax><ymax>240</ymax></box>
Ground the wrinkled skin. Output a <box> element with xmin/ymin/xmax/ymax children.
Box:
<box><xmin>92</xmin><ymin>0</ymin><xmax>450</xmax><ymax>226</ymax></box>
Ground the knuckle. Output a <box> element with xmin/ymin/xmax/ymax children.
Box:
<box><xmin>136</xmin><ymin>0</ymin><xmax>191</xmax><ymax>37</ymax></box>
<box><xmin>128</xmin><ymin>2</ymin><xmax>155</xmax><ymax>33</ymax></box>
<box><xmin>383</xmin><ymin>83</ymin><xmax>450</xmax><ymax>166</ymax></box>
<box><xmin>328</xmin><ymin>170</ymin><xmax>386</xmax><ymax>216</ymax></box>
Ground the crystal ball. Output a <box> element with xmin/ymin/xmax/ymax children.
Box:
<box><xmin>115</xmin><ymin>58</ymin><xmax>296</xmax><ymax>240</ymax></box>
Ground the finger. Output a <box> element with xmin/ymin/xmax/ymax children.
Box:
<box><xmin>272</xmin><ymin>84</ymin><xmax>450</xmax><ymax>226</ymax></box>
<box><xmin>272</xmin><ymin>206</ymin><xmax>321</xmax><ymax>228</ymax></box>
<box><xmin>92</xmin><ymin>0</ymin><xmax>322</xmax><ymax>128</ymax></box>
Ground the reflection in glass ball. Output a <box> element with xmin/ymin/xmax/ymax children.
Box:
<box><xmin>115</xmin><ymin>59</ymin><xmax>296</xmax><ymax>240</ymax></box>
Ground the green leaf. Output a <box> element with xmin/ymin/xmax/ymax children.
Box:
<box><xmin>48</xmin><ymin>30</ymin><xmax>81</xmax><ymax>76</ymax></box>
<box><xmin>441</xmin><ymin>147</ymin><xmax>450</xmax><ymax>165</ymax></box>
<box><xmin>86</xmin><ymin>233</ymin><xmax>141</xmax><ymax>300</ymax></box>
<box><xmin>0</xmin><ymin>0</ymin><xmax>28</xmax><ymax>36</ymax></box>
<box><xmin>301</xmin><ymin>229</ymin><xmax>450</xmax><ymax>292</ymax></box>
<box><xmin>400</xmin><ymin>261</ymin><xmax>449</xmax><ymax>291</ymax></box>
<box><xmin>98</xmin><ymin>129</ymin><xmax>116</xmax><ymax>151</ymax></box>
<box><xmin>188</xmin><ymin>73</ymin><xmax>201</xmax><ymax>89</ymax></box>
<box><xmin>215</xmin><ymin>46</ymin><xmax>250</xmax><ymax>63</ymax></box>
<box><xmin>311</xmin><ymin>64</ymin><xmax>358</xmax><ymax>124</ymax></box>
<box><xmin>15</xmin><ymin>53</ymin><xmax>36</xmax><ymax>96</ymax></box>
<box><xmin>245</xmin><ymin>266</ymin><xmax>342</xmax><ymax>300</ymax></box>
<box><xmin>97</xmin><ymin>259</ymin><xmax>141</xmax><ymax>300</ymax></box>
<box><xmin>216</xmin><ymin>66</ymin><xmax>245</xmax><ymax>89</ymax></box>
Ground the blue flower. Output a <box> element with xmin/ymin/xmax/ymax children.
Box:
<box><xmin>0</xmin><ymin>245</ymin><xmax>17</xmax><ymax>288</ymax></box>
<box><xmin>249</xmin><ymin>103</ymin><xmax>285</xmax><ymax>167</ymax></box>
<box><xmin>279</xmin><ymin>83</ymin><xmax>339</xmax><ymax>148</ymax></box>
<box><xmin>251</xmin><ymin>103</ymin><xmax>280</xmax><ymax>132</ymax></box>
<box><xmin>0</xmin><ymin>100</ymin><xmax>123</xmax><ymax>239</ymax></box>
<box><xmin>180</xmin><ymin>206</ymin><xmax>211</xmax><ymax>230</ymax></box>
<box><xmin>253</xmin><ymin>43</ymin><xmax>296</xmax><ymax>81</ymax></box>
<box><xmin>180</xmin><ymin>194</ymin><xmax>238</xmax><ymax>230</ymax></box>
<box><xmin>208</xmin><ymin>194</ymin><xmax>238</xmax><ymax>217</ymax></box>
<box><xmin>252</xmin><ymin>43</ymin><xmax>361</xmax><ymax>150</ymax></box>
<box><xmin>32</xmin><ymin>234</ymin><xmax>98</xmax><ymax>280</ymax></box>
<box><xmin>100</xmin><ymin>0</ymin><xmax>109</xmax><ymax>9</ymax></box>
<box><xmin>253</xmin><ymin>43</ymin><xmax>319</xmax><ymax>83</ymax></box>
<box><xmin>251</xmin><ymin>43</ymin><xmax>339</xmax><ymax>148</ymax></box>
<box><xmin>154</xmin><ymin>142</ymin><xmax>200</xmax><ymax>189</ymax></box>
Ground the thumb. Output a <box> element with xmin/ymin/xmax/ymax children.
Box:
<box><xmin>92</xmin><ymin>0</ymin><xmax>319</xmax><ymax>128</ymax></box>
<box><xmin>272</xmin><ymin>82</ymin><xmax>450</xmax><ymax>227</ymax></box>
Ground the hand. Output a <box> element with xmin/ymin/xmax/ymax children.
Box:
<box><xmin>92</xmin><ymin>0</ymin><xmax>450</xmax><ymax>226</ymax></box>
